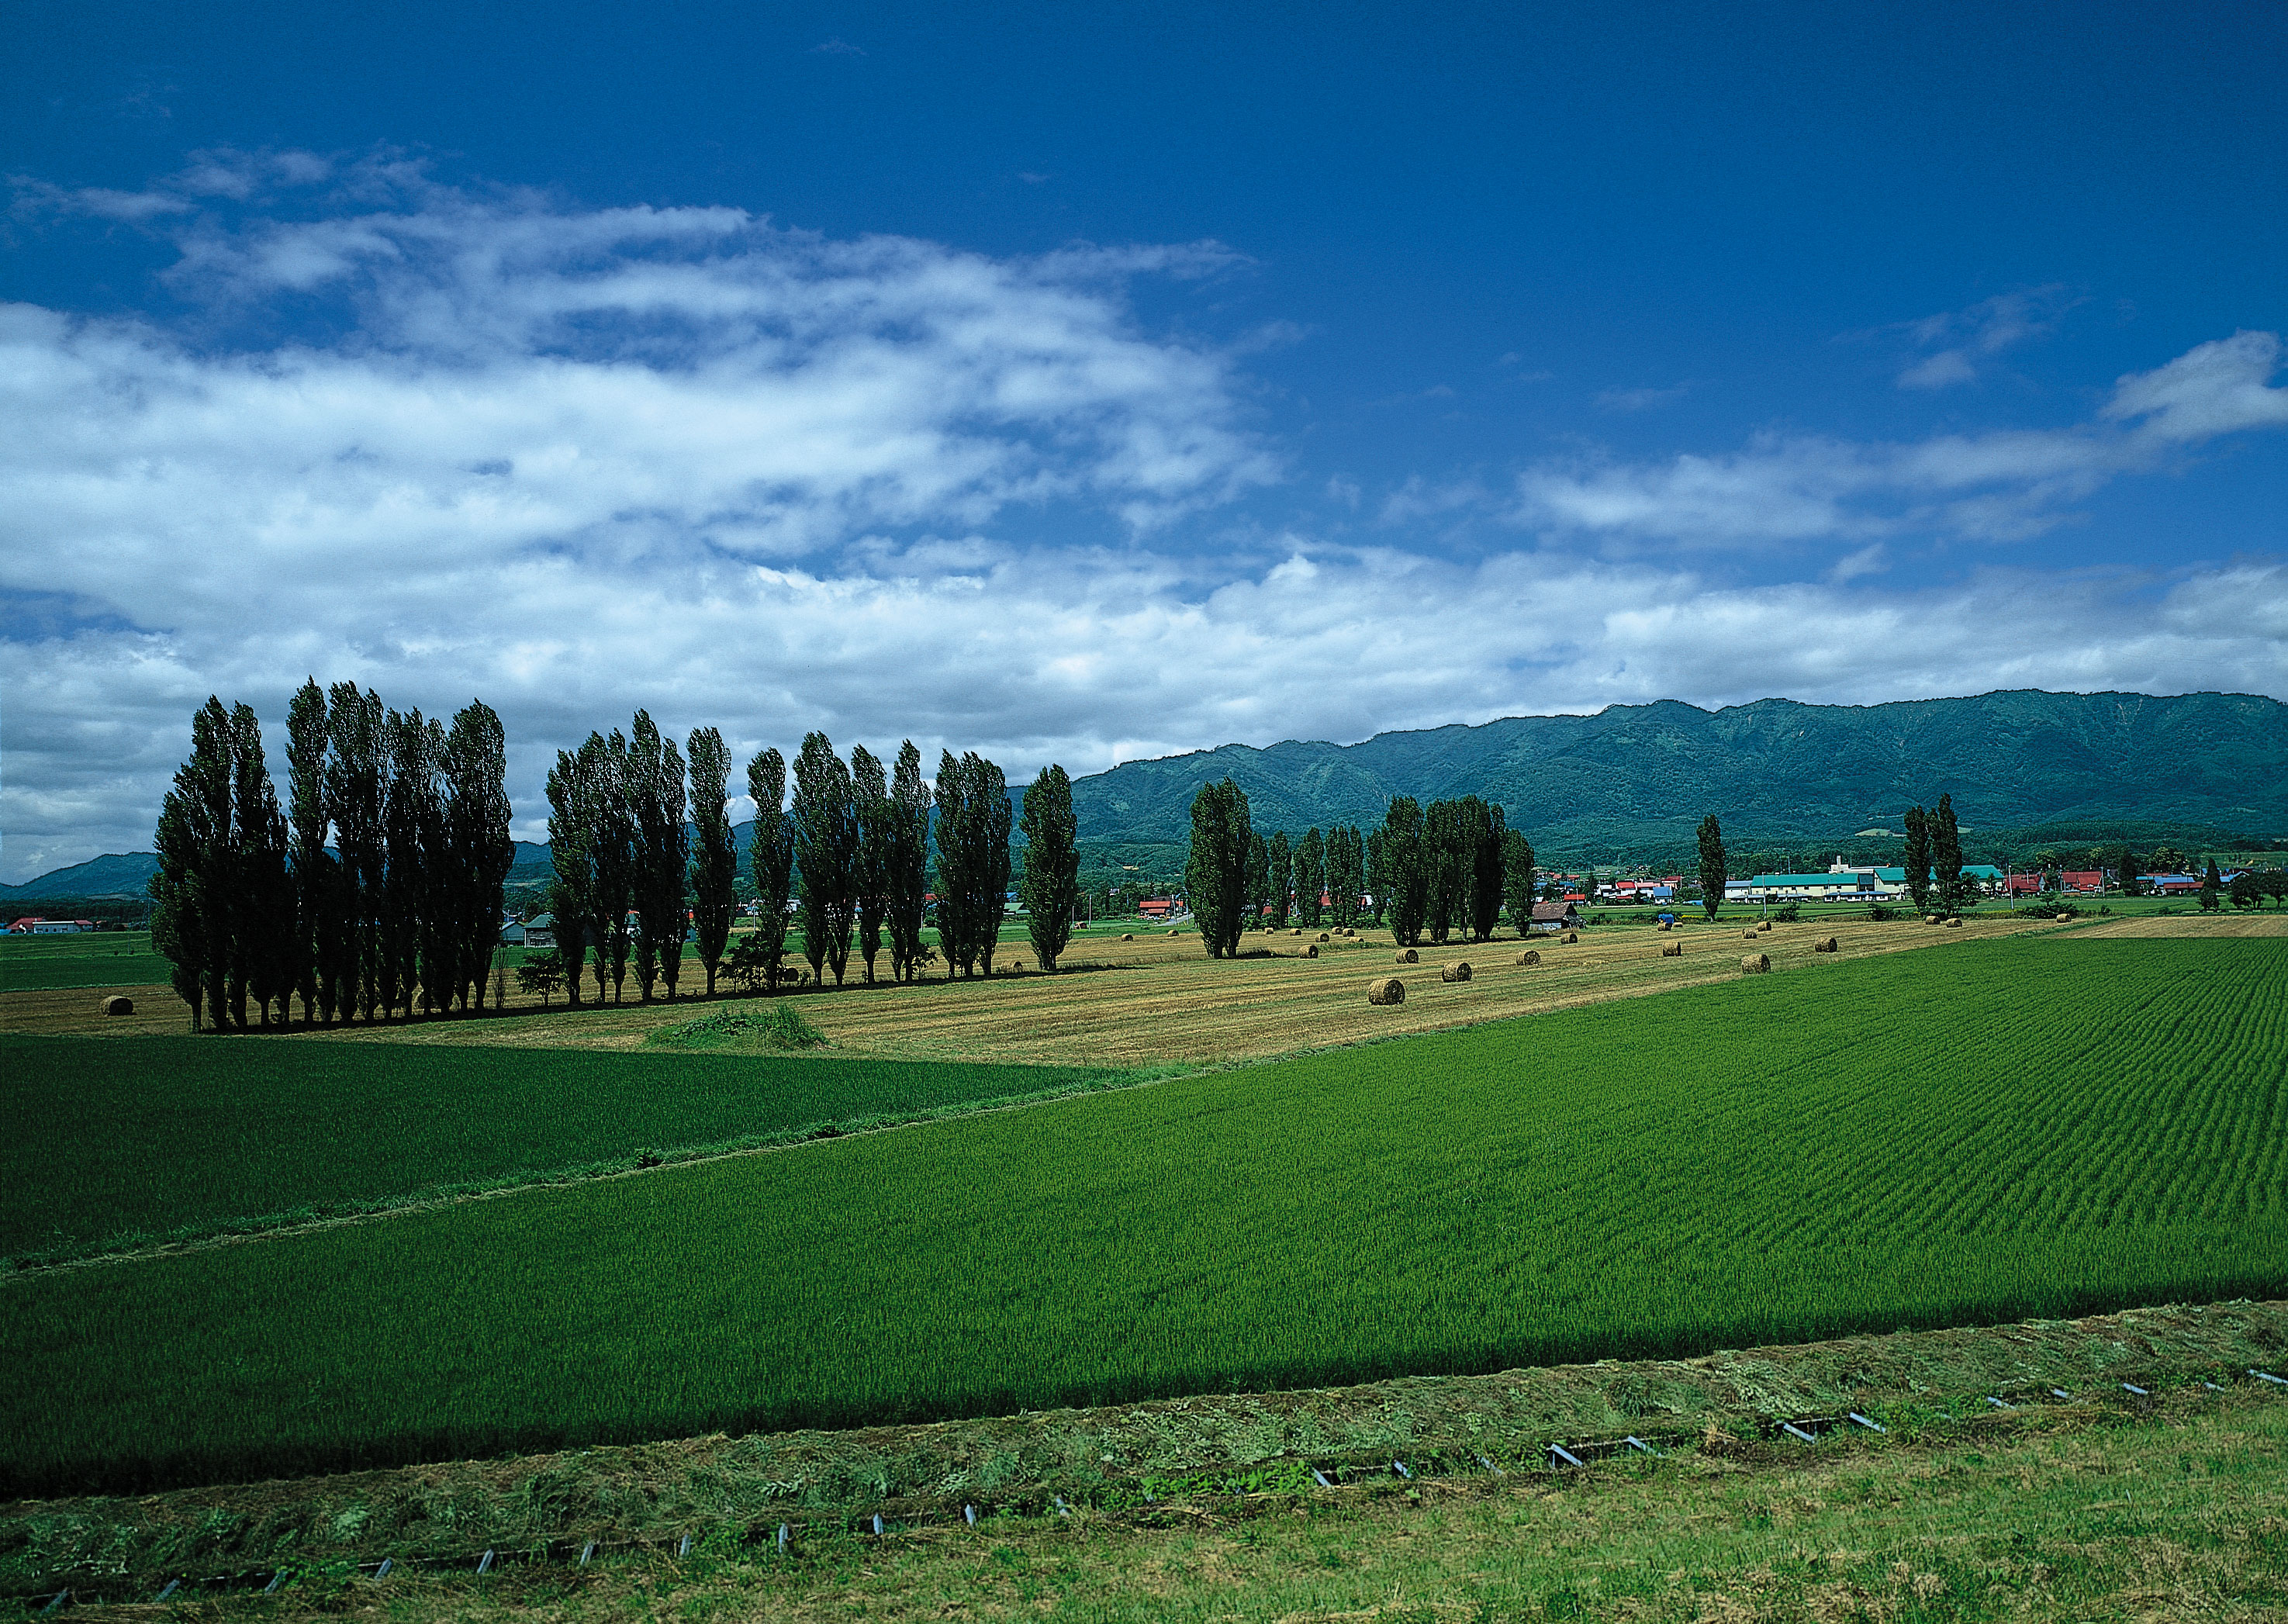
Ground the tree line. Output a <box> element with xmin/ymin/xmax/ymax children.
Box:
<box><xmin>150</xmin><ymin>682</ymin><xmax>513</xmax><ymax>1030</ymax></box>
<box><xmin>542</xmin><ymin>720</ymin><xmax>1085</xmax><ymax>1004</ymax></box>
<box><xmin>1184</xmin><ymin>780</ymin><xmax>1539</xmax><ymax>952</ymax></box>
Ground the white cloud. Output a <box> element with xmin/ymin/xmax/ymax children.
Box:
<box><xmin>1518</xmin><ymin>331</ymin><xmax>2288</xmax><ymax>547</ymax></box>
<box><xmin>1894</xmin><ymin>285</ymin><xmax>2075</xmax><ymax>389</ymax></box>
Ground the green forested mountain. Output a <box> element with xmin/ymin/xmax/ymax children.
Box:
<box><xmin>1068</xmin><ymin>690</ymin><xmax>2288</xmax><ymax>855</ymax></box>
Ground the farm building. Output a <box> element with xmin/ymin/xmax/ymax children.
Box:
<box><xmin>1528</xmin><ymin>902</ymin><xmax>1583</xmax><ymax>932</ymax></box>
<box><xmin>8</xmin><ymin>917</ymin><xmax>98</xmax><ymax>934</ymax></box>
<box><xmin>519</xmin><ymin>913</ymin><xmax>557</xmax><ymax>948</ymax></box>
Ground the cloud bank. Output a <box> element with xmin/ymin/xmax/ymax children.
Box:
<box><xmin>3</xmin><ymin>156</ymin><xmax>2286</xmax><ymax>879</ymax></box>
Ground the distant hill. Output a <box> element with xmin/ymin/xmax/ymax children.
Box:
<box><xmin>1066</xmin><ymin>689</ymin><xmax>2288</xmax><ymax>852</ymax></box>
<box><xmin>10</xmin><ymin>690</ymin><xmax>2282</xmax><ymax>898</ymax></box>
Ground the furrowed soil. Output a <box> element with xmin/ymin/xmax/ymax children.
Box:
<box><xmin>7</xmin><ymin>1301</ymin><xmax>2285</xmax><ymax>1620</ymax></box>
<box><xmin>2</xmin><ymin>913</ymin><xmax>2061</xmax><ymax>1066</ymax></box>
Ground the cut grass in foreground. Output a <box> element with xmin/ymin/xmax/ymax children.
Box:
<box><xmin>0</xmin><ymin>1036</ymin><xmax>1127</xmax><ymax>1266</ymax></box>
<box><xmin>3</xmin><ymin>937</ymin><xmax>2284</xmax><ymax>1497</ymax></box>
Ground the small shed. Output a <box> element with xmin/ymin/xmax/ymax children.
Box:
<box><xmin>520</xmin><ymin>912</ymin><xmax>556</xmax><ymax>949</ymax></box>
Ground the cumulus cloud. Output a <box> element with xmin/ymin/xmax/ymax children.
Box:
<box><xmin>1517</xmin><ymin>330</ymin><xmax>2288</xmax><ymax>547</ymax></box>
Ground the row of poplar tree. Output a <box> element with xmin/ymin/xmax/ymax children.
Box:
<box><xmin>1184</xmin><ymin>780</ymin><xmax>1540</xmax><ymax>953</ymax></box>
<box><xmin>151</xmin><ymin>683</ymin><xmax>515</xmax><ymax>1030</ymax></box>
<box><xmin>542</xmin><ymin>722</ymin><xmax>1086</xmax><ymax>1005</ymax></box>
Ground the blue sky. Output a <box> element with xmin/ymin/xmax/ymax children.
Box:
<box><xmin>4</xmin><ymin>0</ymin><xmax>2285</xmax><ymax>876</ymax></box>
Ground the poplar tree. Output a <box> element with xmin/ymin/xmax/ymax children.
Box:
<box><xmin>1266</xmin><ymin>830</ymin><xmax>1292</xmax><ymax>928</ymax></box>
<box><xmin>934</xmin><ymin>751</ymin><xmax>1011</xmax><ymax>976</ymax></box>
<box><xmin>686</xmin><ymin>727</ymin><xmax>737</xmax><ymax>997</ymax></box>
<box><xmin>1467</xmin><ymin>799</ymin><xmax>1505</xmax><ymax>942</ymax></box>
<box><xmin>382</xmin><ymin>710</ymin><xmax>445</xmax><ymax>1019</ymax></box>
<box><xmin>1020</xmin><ymin>765</ymin><xmax>1081</xmax><ymax>971</ymax></box>
<box><xmin>1364</xmin><ymin>826</ymin><xmax>1389</xmax><ymax>928</ymax></box>
<box><xmin>285</xmin><ymin>679</ymin><xmax>333</xmax><ymax>1023</ymax></box>
<box><xmin>590</xmin><ymin>731</ymin><xmax>638</xmax><ymax>1003</ymax></box>
<box><xmin>230</xmin><ymin>703</ymin><xmax>292</xmax><ymax>1028</ymax></box>
<box><xmin>150</xmin><ymin>699</ymin><xmax>236</xmax><ymax>1029</ymax></box>
<box><xmin>745</xmin><ymin>748</ymin><xmax>797</xmax><ymax>992</ymax></box>
<box><xmin>886</xmin><ymin>741</ymin><xmax>932</xmax><ymax>982</ymax></box>
<box><xmin>1696</xmin><ymin>814</ymin><xmax>1727</xmax><ymax>921</ymax></box>
<box><xmin>327</xmin><ymin>684</ymin><xmax>387</xmax><ymax>1021</ymax></box>
<box><xmin>624</xmin><ymin>714</ymin><xmax>688</xmax><ymax>1000</ymax></box>
<box><xmin>1380</xmin><ymin>797</ymin><xmax>1428</xmax><ymax>945</ymax></box>
<box><xmin>1502</xmin><ymin>827</ymin><xmax>1537</xmax><ymax>933</ymax></box>
<box><xmin>1295</xmin><ymin>827</ymin><xmax>1325</xmax><ymax>928</ymax></box>
<box><xmin>1327</xmin><ymin>824</ymin><xmax>1365</xmax><ymax>930</ymax></box>
<box><xmin>1932</xmin><ymin>793</ymin><xmax>1965</xmax><ymax>911</ymax></box>
<box><xmin>2201</xmin><ymin>856</ymin><xmax>2224</xmax><ymax>912</ymax></box>
<box><xmin>1246</xmin><ymin>831</ymin><xmax>1270</xmax><ymax>929</ymax></box>
<box><xmin>1900</xmin><ymin>806</ymin><xmax>1932</xmax><ymax>913</ymax></box>
<box><xmin>793</xmin><ymin>731</ymin><xmax>859</xmax><ymax>986</ymax></box>
<box><xmin>441</xmin><ymin>700</ymin><xmax>511</xmax><ymax>1011</ymax></box>
<box><xmin>546</xmin><ymin>742</ymin><xmax>600</xmax><ymax>1007</ymax></box>
<box><xmin>850</xmin><ymin>744</ymin><xmax>890</xmax><ymax>983</ymax></box>
<box><xmin>1422</xmin><ymin>801</ymin><xmax>1459</xmax><ymax>942</ymax></box>
<box><xmin>1183</xmin><ymin>776</ymin><xmax>1253</xmax><ymax>958</ymax></box>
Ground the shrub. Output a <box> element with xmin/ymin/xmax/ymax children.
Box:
<box><xmin>646</xmin><ymin>1004</ymin><xmax>828</xmax><ymax>1052</ymax></box>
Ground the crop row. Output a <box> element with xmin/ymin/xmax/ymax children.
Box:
<box><xmin>2</xmin><ymin>937</ymin><xmax>2283</xmax><ymax>1496</ymax></box>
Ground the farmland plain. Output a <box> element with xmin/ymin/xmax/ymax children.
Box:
<box><xmin>5</xmin><ymin>935</ymin><xmax>2283</xmax><ymax>1497</ymax></box>
<box><xmin>0</xmin><ymin>1037</ymin><xmax>1125</xmax><ymax>1266</ymax></box>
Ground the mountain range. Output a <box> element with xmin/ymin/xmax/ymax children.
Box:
<box><xmin>6</xmin><ymin>690</ymin><xmax>2283</xmax><ymax>900</ymax></box>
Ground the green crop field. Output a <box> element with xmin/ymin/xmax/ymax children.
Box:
<box><xmin>0</xmin><ymin>931</ymin><xmax>173</xmax><ymax>992</ymax></box>
<box><xmin>0</xmin><ymin>1036</ymin><xmax>1125</xmax><ymax>1265</ymax></box>
<box><xmin>4</xmin><ymin>936</ymin><xmax>2283</xmax><ymax>1498</ymax></box>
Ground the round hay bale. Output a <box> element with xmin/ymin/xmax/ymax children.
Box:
<box><xmin>1299</xmin><ymin>943</ymin><xmax>1319</xmax><ymax>958</ymax></box>
<box><xmin>1814</xmin><ymin>935</ymin><xmax>1838</xmax><ymax>953</ymax></box>
<box><xmin>1757</xmin><ymin>920</ymin><xmax>1772</xmax><ymax>933</ymax></box>
<box><xmin>1367</xmin><ymin>976</ymin><xmax>1405</xmax><ymax>1006</ymax></box>
<box><xmin>1744</xmin><ymin>930</ymin><xmax>1761</xmax><ymax>941</ymax></box>
<box><xmin>1318</xmin><ymin>931</ymin><xmax>1331</xmax><ymax>943</ymax></box>
<box><xmin>1660</xmin><ymin>942</ymin><xmax>1682</xmax><ymax>958</ymax></box>
<box><xmin>1167</xmin><ymin>928</ymin><xmax>1180</xmax><ymax>936</ymax></box>
<box><xmin>1945</xmin><ymin>917</ymin><xmax>1962</xmax><ymax>928</ymax></box>
<box><xmin>1394</xmin><ymin>947</ymin><xmax>1418</xmax><ymax>964</ymax></box>
<box><xmin>1561</xmin><ymin>931</ymin><xmax>1578</xmax><ymax>944</ymax></box>
<box><xmin>2054</xmin><ymin>912</ymin><xmax>2075</xmax><ymax>922</ymax></box>
<box><xmin>1926</xmin><ymin>914</ymin><xmax>1945</xmax><ymax>925</ymax></box>
<box><xmin>1290</xmin><ymin>928</ymin><xmax>1301</xmax><ymax>936</ymax></box>
<box><xmin>1740</xmin><ymin>952</ymin><xmax>1771</xmax><ymax>974</ymax></box>
<box><xmin>1009</xmin><ymin>957</ymin><xmax>1026</xmax><ymax>972</ymax></box>
<box><xmin>1516</xmin><ymin>949</ymin><xmax>1541</xmax><ymax>966</ymax></box>
<box><xmin>1440</xmin><ymin>961</ymin><xmax>1472</xmax><ymax>983</ymax></box>
<box><xmin>1120</xmin><ymin>932</ymin><xmax>1133</xmax><ymax>941</ymax></box>
<box><xmin>1657</xmin><ymin>920</ymin><xmax>1671</xmax><ymax>931</ymax></box>
<box><xmin>102</xmin><ymin>994</ymin><xmax>134</xmax><ymax>1017</ymax></box>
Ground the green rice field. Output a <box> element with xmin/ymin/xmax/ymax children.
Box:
<box><xmin>3</xmin><ymin>936</ymin><xmax>2283</xmax><ymax>1497</ymax></box>
<box><xmin>0</xmin><ymin>931</ymin><xmax>172</xmax><ymax>992</ymax></box>
<box><xmin>0</xmin><ymin>1037</ymin><xmax>1125</xmax><ymax>1265</ymax></box>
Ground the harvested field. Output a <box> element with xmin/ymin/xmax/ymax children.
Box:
<box><xmin>2073</xmin><ymin>913</ymin><xmax>2288</xmax><ymax>938</ymax></box>
<box><xmin>0</xmin><ymin>914</ymin><xmax>2048</xmax><ymax>1066</ymax></box>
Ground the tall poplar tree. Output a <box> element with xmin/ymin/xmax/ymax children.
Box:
<box><xmin>1467</xmin><ymin>799</ymin><xmax>1505</xmax><ymax>942</ymax></box>
<box><xmin>934</xmin><ymin>751</ymin><xmax>1012</xmax><ymax>976</ymax></box>
<box><xmin>1265</xmin><ymin>830</ymin><xmax>1291</xmax><ymax>928</ymax></box>
<box><xmin>886</xmin><ymin>741</ymin><xmax>932</xmax><ymax>982</ymax></box>
<box><xmin>745</xmin><ymin>748</ymin><xmax>796</xmax><ymax>992</ymax></box>
<box><xmin>1246</xmin><ymin>831</ymin><xmax>1270</xmax><ymax>929</ymax></box>
<box><xmin>1696</xmin><ymin>814</ymin><xmax>1727</xmax><ymax>921</ymax></box>
<box><xmin>1020</xmin><ymin>765</ymin><xmax>1081</xmax><ymax>971</ymax></box>
<box><xmin>1327</xmin><ymin>824</ymin><xmax>1364</xmax><ymax>930</ymax></box>
<box><xmin>686</xmin><ymin>727</ymin><xmax>737</xmax><ymax>997</ymax></box>
<box><xmin>590</xmin><ymin>731</ymin><xmax>638</xmax><ymax>1003</ymax></box>
<box><xmin>1183</xmin><ymin>777</ymin><xmax>1253</xmax><ymax>958</ymax></box>
<box><xmin>1900</xmin><ymin>806</ymin><xmax>1932</xmax><ymax>913</ymax></box>
<box><xmin>285</xmin><ymin>679</ymin><xmax>334</xmax><ymax>1023</ymax></box>
<box><xmin>1502</xmin><ymin>827</ymin><xmax>1537</xmax><ymax>934</ymax></box>
<box><xmin>1422</xmin><ymin>801</ymin><xmax>1460</xmax><ymax>943</ymax></box>
<box><xmin>1295</xmin><ymin>827</ymin><xmax>1325</xmax><ymax>928</ymax></box>
<box><xmin>1932</xmin><ymin>793</ymin><xmax>1965</xmax><ymax>911</ymax></box>
<box><xmin>625</xmin><ymin>713</ymin><xmax>689</xmax><ymax>1000</ymax></box>
<box><xmin>150</xmin><ymin>699</ymin><xmax>236</xmax><ymax>1029</ymax></box>
<box><xmin>326</xmin><ymin>684</ymin><xmax>387</xmax><ymax>1021</ymax></box>
<box><xmin>849</xmin><ymin>744</ymin><xmax>890</xmax><ymax>983</ymax></box>
<box><xmin>229</xmin><ymin>703</ymin><xmax>292</xmax><ymax>1028</ymax></box>
<box><xmin>1379</xmin><ymin>797</ymin><xmax>1428</xmax><ymax>945</ymax></box>
<box><xmin>793</xmin><ymin>731</ymin><xmax>859</xmax><ymax>986</ymax></box>
<box><xmin>546</xmin><ymin>742</ymin><xmax>600</xmax><ymax>1007</ymax></box>
<box><xmin>1364</xmin><ymin>825</ymin><xmax>1389</xmax><ymax>928</ymax></box>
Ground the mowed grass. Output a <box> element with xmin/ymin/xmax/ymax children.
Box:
<box><xmin>5</xmin><ymin>936</ymin><xmax>2284</xmax><ymax>1496</ymax></box>
<box><xmin>0</xmin><ymin>1037</ymin><xmax>1125</xmax><ymax>1265</ymax></box>
<box><xmin>0</xmin><ymin>931</ymin><xmax>174</xmax><ymax>993</ymax></box>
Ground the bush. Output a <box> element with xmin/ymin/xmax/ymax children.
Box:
<box><xmin>1865</xmin><ymin>903</ymin><xmax>1896</xmax><ymax>921</ymax></box>
<box><xmin>1770</xmin><ymin>903</ymin><xmax>1802</xmax><ymax>923</ymax></box>
<box><xmin>646</xmin><ymin>1004</ymin><xmax>828</xmax><ymax>1052</ymax></box>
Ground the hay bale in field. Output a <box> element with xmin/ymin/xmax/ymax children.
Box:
<box><xmin>1290</xmin><ymin>928</ymin><xmax>1301</xmax><ymax>936</ymax></box>
<box><xmin>1120</xmin><ymin>932</ymin><xmax>1133</xmax><ymax>941</ymax></box>
<box><xmin>1440</xmin><ymin>961</ymin><xmax>1472</xmax><ymax>983</ymax></box>
<box><xmin>1009</xmin><ymin>956</ymin><xmax>1026</xmax><ymax>972</ymax></box>
<box><xmin>1299</xmin><ymin>944</ymin><xmax>1319</xmax><ymax>958</ymax></box>
<box><xmin>1757</xmin><ymin>920</ymin><xmax>1772</xmax><ymax>933</ymax></box>
<box><xmin>102</xmin><ymin>994</ymin><xmax>133</xmax><ymax>1016</ymax></box>
<box><xmin>1740</xmin><ymin>952</ymin><xmax>1771</xmax><ymax>974</ymax></box>
<box><xmin>2055</xmin><ymin>912</ymin><xmax>2075</xmax><ymax>922</ymax></box>
<box><xmin>1367</xmin><ymin>976</ymin><xmax>1405</xmax><ymax>1006</ymax></box>
<box><xmin>1395</xmin><ymin>947</ymin><xmax>1419</xmax><ymax>964</ymax></box>
<box><xmin>1516</xmin><ymin>949</ymin><xmax>1540</xmax><ymax>966</ymax></box>
<box><xmin>1744</xmin><ymin>930</ymin><xmax>1761</xmax><ymax>941</ymax></box>
<box><xmin>1660</xmin><ymin>942</ymin><xmax>1682</xmax><ymax>958</ymax></box>
<box><xmin>1167</xmin><ymin>928</ymin><xmax>1180</xmax><ymax>936</ymax></box>
<box><xmin>1318</xmin><ymin>931</ymin><xmax>1331</xmax><ymax>943</ymax></box>
<box><xmin>1813</xmin><ymin>936</ymin><xmax>1838</xmax><ymax>953</ymax></box>
<box><xmin>1561</xmin><ymin>931</ymin><xmax>1578</xmax><ymax>944</ymax></box>
<box><xmin>1945</xmin><ymin>917</ymin><xmax>1962</xmax><ymax>928</ymax></box>
<box><xmin>1926</xmin><ymin>914</ymin><xmax>1945</xmax><ymax>924</ymax></box>
<box><xmin>1657</xmin><ymin>920</ymin><xmax>1671</xmax><ymax>931</ymax></box>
